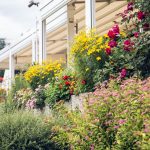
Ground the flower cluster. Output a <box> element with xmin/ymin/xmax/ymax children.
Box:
<box><xmin>49</xmin><ymin>77</ymin><xmax>150</xmax><ymax>150</ymax></box>
<box><xmin>24</xmin><ymin>61</ymin><xmax>63</xmax><ymax>89</ymax></box>
<box><xmin>71</xmin><ymin>30</ymin><xmax>109</xmax><ymax>60</ymax></box>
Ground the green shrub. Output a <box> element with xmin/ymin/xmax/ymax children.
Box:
<box><xmin>0</xmin><ymin>111</ymin><xmax>61</xmax><ymax>150</ymax></box>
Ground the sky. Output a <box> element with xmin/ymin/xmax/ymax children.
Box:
<box><xmin>0</xmin><ymin>0</ymin><xmax>40</xmax><ymax>43</ymax></box>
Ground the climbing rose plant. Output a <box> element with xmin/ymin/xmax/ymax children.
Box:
<box><xmin>94</xmin><ymin>0</ymin><xmax>150</xmax><ymax>83</ymax></box>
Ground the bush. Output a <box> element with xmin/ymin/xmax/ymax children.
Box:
<box><xmin>24</xmin><ymin>61</ymin><xmax>63</xmax><ymax>89</ymax></box>
<box><xmin>95</xmin><ymin>0</ymin><xmax>150</xmax><ymax>83</ymax></box>
<box><xmin>45</xmin><ymin>69</ymin><xmax>76</xmax><ymax>107</ymax></box>
<box><xmin>0</xmin><ymin>111</ymin><xmax>61</xmax><ymax>150</ymax></box>
<box><xmin>12</xmin><ymin>73</ymin><xmax>30</xmax><ymax>93</ymax></box>
<box><xmin>49</xmin><ymin>77</ymin><xmax>150</xmax><ymax>149</ymax></box>
<box><xmin>70</xmin><ymin>31</ymin><xmax>108</xmax><ymax>92</ymax></box>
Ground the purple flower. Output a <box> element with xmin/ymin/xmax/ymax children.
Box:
<box><xmin>127</xmin><ymin>2</ymin><xmax>134</xmax><ymax>11</ymax></box>
<box><xmin>120</xmin><ymin>68</ymin><xmax>127</xmax><ymax>78</ymax></box>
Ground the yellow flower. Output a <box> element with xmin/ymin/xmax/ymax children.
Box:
<box><xmin>104</xmin><ymin>34</ymin><xmax>109</xmax><ymax>38</ymax></box>
<box><xmin>120</xmin><ymin>31</ymin><xmax>126</xmax><ymax>38</ymax></box>
<box><xmin>96</xmin><ymin>57</ymin><xmax>101</xmax><ymax>61</ymax></box>
<box><xmin>86</xmin><ymin>68</ymin><xmax>89</xmax><ymax>72</ymax></box>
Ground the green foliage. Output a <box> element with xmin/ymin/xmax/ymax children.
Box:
<box><xmin>45</xmin><ymin>69</ymin><xmax>76</xmax><ymax>107</ymax></box>
<box><xmin>10</xmin><ymin>73</ymin><xmax>30</xmax><ymax>98</ymax></box>
<box><xmin>0</xmin><ymin>111</ymin><xmax>61</xmax><ymax>150</ymax></box>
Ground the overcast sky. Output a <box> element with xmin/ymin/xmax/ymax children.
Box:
<box><xmin>0</xmin><ymin>0</ymin><xmax>39</xmax><ymax>43</ymax></box>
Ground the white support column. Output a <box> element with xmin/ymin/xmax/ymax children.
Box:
<box><xmin>9</xmin><ymin>51</ymin><xmax>15</xmax><ymax>88</ymax></box>
<box><xmin>39</xmin><ymin>19</ymin><xmax>46</xmax><ymax>64</ymax></box>
<box><xmin>85</xmin><ymin>0</ymin><xmax>96</xmax><ymax>30</ymax></box>
<box><xmin>67</xmin><ymin>4</ymin><xmax>75</xmax><ymax>64</ymax></box>
<box><xmin>32</xmin><ymin>33</ymin><xmax>38</xmax><ymax>64</ymax></box>
<box><xmin>32</xmin><ymin>34</ymin><xmax>36</xmax><ymax>64</ymax></box>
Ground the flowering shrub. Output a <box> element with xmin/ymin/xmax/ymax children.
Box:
<box><xmin>48</xmin><ymin>77</ymin><xmax>150</xmax><ymax>149</ymax></box>
<box><xmin>45</xmin><ymin>69</ymin><xmax>78</xmax><ymax>106</ymax></box>
<box><xmin>13</xmin><ymin>88</ymin><xmax>35</xmax><ymax>109</ymax></box>
<box><xmin>95</xmin><ymin>0</ymin><xmax>150</xmax><ymax>82</ymax></box>
<box><xmin>70</xmin><ymin>30</ymin><xmax>109</xmax><ymax>92</ymax></box>
<box><xmin>24</xmin><ymin>61</ymin><xmax>63</xmax><ymax>89</ymax></box>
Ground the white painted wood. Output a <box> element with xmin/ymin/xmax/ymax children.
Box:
<box><xmin>32</xmin><ymin>33</ymin><xmax>38</xmax><ymax>64</ymax></box>
<box><xmin>9</xmin><ymin>51</ymin><xmax>15</xmax><ymax>88</ymax></box>
<box><xmin>32</xmin><ymin>35</ymin><xmax>36</xmax><ymax>64</ymax></box>
<box><xmin>39</xmin><ymin>19</ymin><xmax>46</xmax><ymax>64</ymax></box>
<box><xmin>85</xmin><ymin>0</ymin><xmax>96</xmax><ymax>30</ymax></box>
<box><xmin>2</xmin><ymin>69</ymin><xmax>10</xmax><ymax>90</ymax></box>
<box><xmin>67</xmin><ymin>4</ymin><xmax>75</xmax><ymax>64</ymax></box>
<box><xmin>40</xmin><ymin>0</ymin><xmax>67</xmax><ymax>20</ymax></box>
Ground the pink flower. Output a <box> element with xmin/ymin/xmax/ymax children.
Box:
<box><xmin>124</xmin><ymin>39</ymin><xmax>134</xmax><ymax>51</ymax></box>
<box><xmin>137</xmin><ymin>11</ymin><xmax>145</xmax><ymax>20</ymax></box>
<box><xmin>134</xmin><ymin>32</ymin><xmax>139</xmax><ymax>38</ymax></box>
<box><xmin>118</xmin><ymin>119</ymin><xmax>126</xmax><ymax>125</ymax></box>
<box><xmin>26</xmin><ymin>100</ymin><xmax>36</xmax><ymax>109</ymax></box>
<box><xmin>120</xmin><ymin>68</ymin><xmax>127</xmax><ymax>78</ymax></box>
<box><xmin>112</xmin><ymin>24</ymin><xmax>120</xmax><ymax>35</ymax></box>
<box><xmin>108</xmin><ymin>40</ymin><xmax>117</xmax><ymax>48</ymax></box>
<box><xmin>114</xmin><ymin>125</ymin><xmax>119</xmax><ymax>129</ymax></box>
<box><xmin>105</xmin><ymin>47</ymin><xmax>111</xmax><ymax>55</ymax></box>
<box><xmin>90</xmin><ymin>144</ymin><xmax>95</xmax><ymax>150</ymax></box>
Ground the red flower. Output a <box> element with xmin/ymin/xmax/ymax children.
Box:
<box><xmin>108</xmin><ymin>30</ymin><xmax>116</xmax><ymax>39</ymax></box>
<box><xmin>120</xmin><ymin>69</ymin><xmax>127</xmax><ymax>78</ymax></box>
<box><xmin>127</xmin><ymin>2</ymin><xmax>134</xmax><ymax>11</ymax></box>
<box><xmin>112</xmin><ymin>24</ymin><xmax>120</xmax><ymax>35</ymax></box>
<box><xmin>81</xmin><ymin>80</ymin><xmax>86</xmax><ymax>85</ymax></box>
<box><xmin>105</xmin><ymin>47</ymin><xmax>111</xmax><ymax>55</ymax></box>
<box><xmin>107</xmin><ymin>24</ymin><xmax>120</xmax><ymax>39</ymax></box>
<box><xmin>123</xmin><ymin>39</ymin><xmax>134</xmax><ymax>51</ymax></box>
<box><xmin>108</xmin><ymin>40</ymin><xmax>117</xmax><ymax>48</ymax></box>
<box><xmin>137</xmin><ymin>11</ymin><xmax>145</xmax><ymax>20</ymax></box>
<box><xmin>65</xmin><ymin>81</ymin><xmax>70</xmax><ymax>86</ymax></box>
<box><xmin>63</xmin><ymin>75</ymin><xmax>70</xmax><ymax>80</ymax></box>
<box><xmin>134</xmin><ymin>32</ymin><xmax>139</xmax><ymax>38</ymax></box>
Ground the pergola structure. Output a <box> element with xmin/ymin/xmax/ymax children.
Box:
<box><xmin>0</xmin><ymin>0</ymin><xmax>127</xmax><ymax>88</ymax></box>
